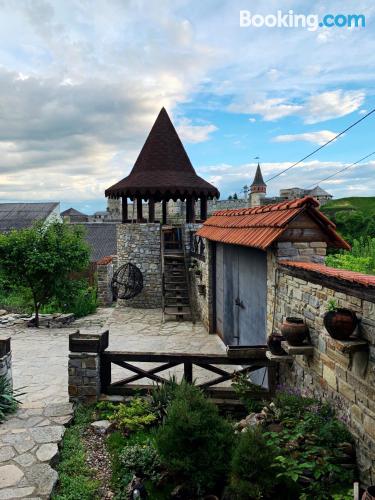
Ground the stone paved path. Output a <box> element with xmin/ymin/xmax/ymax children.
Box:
<box><xmin>0</xmin><ymin>306</ymin><xmax>226</xmax><ymax>498</ymax></box>
<box><xmin>0</xmin><ymin>403</ymin><xmax>73</xmax><ymax>499</ymax></box>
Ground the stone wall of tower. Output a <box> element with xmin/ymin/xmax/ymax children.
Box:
<box><xmin>116</xmin><ymin>223</ymin><xmax>162</xmax><ymax>308</ymax></box>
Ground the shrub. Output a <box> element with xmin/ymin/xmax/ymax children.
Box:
<box><xmin>97</xmin><ymin>398</ymin><xmax>157</xmax><ymax>433</ymax></box>
<box><xmin>150</xmin><ymin>376</ymin><xmax>179</xmax><ymax>421</ymax></box>
<box><xmin>120</xmin><ymin>441</ymin><xmax>163</xmax><ymax>482</ymax></box>
<box><xmin>231</xmin><ymin>373</ymin><xmax>265</xmax><ymax>413</ymax></box>
<box><xmin>0</xmin><ymin>375</ymin><xmax>21</xmax><ymax>422</ymax></box>
<box><xmin>155</xmin><ymin>381</ymin><xmax>233</xmax><ymax>495</ymax></box>
<box><xmin>228</xmin><ymin>428</ymin><xmax>277</xmax><ymax>499</ymax></box>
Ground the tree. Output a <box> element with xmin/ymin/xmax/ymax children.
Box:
<box><xmin>0</xmin><ymin>221</ymin><xmax>90</xmax><ymax>326</ymax></box>
<box><xmin>228</xmin><ymin>195</ymin><xmax>233</xmax><ymax>200</ymax></box>
<box><xmin>233</xmin><ymin>192</ymin><xmax>238</xmax><ymax>200</ymax></box>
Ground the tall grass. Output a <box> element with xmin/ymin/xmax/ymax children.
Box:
<box><xmin>326</xmin><ymin>236</ymin><xmax>375</xmax><ymax>275</ymax></box>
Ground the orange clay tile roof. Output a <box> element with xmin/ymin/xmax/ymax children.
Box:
<box><xmin>197</xmin><ymin>196</ymin><xmax>350</xmax><ymax>251</ymax></box>
<box><xmin>280</xmin><ymin>260</ymin><xmax>375</xmax><ymax>287</ymax></box>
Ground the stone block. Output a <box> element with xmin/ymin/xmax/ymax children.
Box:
<box><xmin>338</xmin><ymin>379</ymin><xmax>356</xmax><ymax>402</ymax></box>
<box><xmin>323</xmin><ymin>364</ymin><xmax>337</xmax><ymax>390</ymax></box>
<box><xmin>364</xmin><ymin>414</ymin><xmax>375</xmax><ymax>439</ymax></box>
<box><xmin>351</xmin><ymin>404</ymin><xmax>363</xmax><ymax>423</ymax></box>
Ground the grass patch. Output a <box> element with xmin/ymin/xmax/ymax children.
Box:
<box><xmin>322</xmin><ymin>196</ymin><xmax>375</xmax><ymax>215</ymax></box>
<box><xmin>52</xmin><ymin>405</ymin><xmax>100</xmax><ymax>500</ymax></box>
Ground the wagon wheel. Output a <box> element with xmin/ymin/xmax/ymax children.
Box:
<box><xmin>111</xmin><ymin>263</ymin><xmax>143</xmax><ymax>300</ymax></box>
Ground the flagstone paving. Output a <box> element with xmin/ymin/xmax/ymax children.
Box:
<box><xmin>0</xmin><ymin>306</ymin><xmax>226</xmax><ymax>498</ymax></box>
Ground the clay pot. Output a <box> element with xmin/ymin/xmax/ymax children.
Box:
<box><xmin>362</xmin><ymin>486</ymin><xmax>375</xmax><ymax>500</ymax></box>
<box><xmin>281</xmin><ymin>317</ymin><xmax>309</xmax><ymax>346</ymax></box>
<box><xmin>324</xmin><ymin>308</ymin><xmax>358</xmax><ymax>340</ymax></box>
<box><xmin>267</xmin><ymin>332</ymin><xmax>285</xmax><ymax>355</ymax></box>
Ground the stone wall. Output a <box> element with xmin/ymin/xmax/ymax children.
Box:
<box><xmin>117</xmin><ymin>223</ymin><xmax>162</xmax><ymax>308</ymax></box>
<box><xmin>97</xmin><ymin>256</ymin><xmax>114</xmax><ymax>306</ymax></box>
<box><xmin>182</xmin><ymin>226</ymin><xmax>215</xmax><ymax>332</ymax></box>
<box><xmin>270</xmin><ymin>264</ymin><xmax>375</xmax><ymax>486</ymax></box>
<box><xmin>0</xmin><ymin>337</ymin><xmax>12</xmax><ymax>387</ymax></box>
<box><xmin>276</xmin><ymin>241</ymin><xmax>327</xmax><ymax>264</ymax></box>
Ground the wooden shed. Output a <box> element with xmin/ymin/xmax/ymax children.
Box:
<box><xmin>197</xmin><ymin>196</ymin><xmax>349</xmax><ymax>347</ymax></box>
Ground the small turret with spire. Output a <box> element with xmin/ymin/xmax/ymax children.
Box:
<box><xmin>249</xmin><ymin>162</ymin><xmax>267</xmax><ymax>207</ymax></box>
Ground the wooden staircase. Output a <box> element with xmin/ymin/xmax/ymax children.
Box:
<box><xmin>162</xmin><ymin>227</ymin><xmax>193</xmax><ymax>321</ymax></box>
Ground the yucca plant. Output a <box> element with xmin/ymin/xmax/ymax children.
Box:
<box><xmin>0</xmin><ymin>375</ymin><xmax>22</xmax><ymax>422</ymax></box>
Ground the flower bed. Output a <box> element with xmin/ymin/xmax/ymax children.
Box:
<box><xmin>54</xmin><ymin>381</ymin><xmax>357</xmax><ymax>499</ymax></box>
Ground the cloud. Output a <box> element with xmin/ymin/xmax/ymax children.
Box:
<box><xmin>176</xmin><ymin>118</ymin><xmax>217</xmax><ymax>143</ymax></box>
<box><xmin>273</xmin><ymin>130</ymin><xmax>337</xmax><ymax>146</ymax></box>
<box><xmin>304</xmin><ymin>90</ymin><xmax>365</xmax><ymax>124</ymax></box>
<box><xmin>200</xmin><ymin>159</ymin><xmax>375</xmax><ymax>200</ymax></box>
<box><xmin>235</xmin><ymin>90</ymin><xmax>365</xmax><ymax>124</ymax></box>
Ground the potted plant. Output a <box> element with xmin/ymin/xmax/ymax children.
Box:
<box><xmin>323</xmin><ymin>299</ymin><xmax>358</xmax><ymax>340</ymax></box>
<box><xmin>280</xmin><ymin>317</ymin><xmax>309</xmax><ymax>346</ymax></box>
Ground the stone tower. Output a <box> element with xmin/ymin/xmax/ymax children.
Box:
<box><xmin>250</xmin><ymin>163</ymin><xmax>267</xmax><ymax>208</ymax></box>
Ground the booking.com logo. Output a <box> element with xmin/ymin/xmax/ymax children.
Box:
<box><xmin>240</xmin><ymin>10</ymin><xmax>366</xmax><ymax>31</ymax></box>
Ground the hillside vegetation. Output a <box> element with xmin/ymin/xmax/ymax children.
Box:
<box><xmin>321</xmin><ymin>197</ymin><xmax>375</xmax><ymax>244</ymax></box>
<box><xmin>321</xmin><ymin>197</ymin><xmax>375</xmax><ymax>275</ymax></box>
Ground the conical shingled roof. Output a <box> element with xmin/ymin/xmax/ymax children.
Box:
<box><xmin>105</xmin><ymin>108</ymin><xmax>219</xmax><ymax>202</ymax></box>
<box><xmin>251</xmin><ymin>163</ymin><xmax>267</xmax><ymax>187</ymax></box>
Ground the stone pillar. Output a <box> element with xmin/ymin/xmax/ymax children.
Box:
<box><xmin>136</xmin><ymin>198</ymin><xmax>143</xmax><ymax>222</ymax></box>
<box><xmin>121</xmin><ymin>196</ymin><xmax>128</xmax><ymax>223</ymax></box>
<box><xmin>0</xmin><ymin>337</ymin><xmax>12</xmax><ymax>387</ymax></box>
<box><xmin>97</xmin><ymin>257</ymin><xmax>114</xmax><ymax>306</ymax></box>
<box><xmin>68</xmin><ymin>331</ymin><xmax>109</xmax><ymax>404</ymax></box>
<box><xmin>149</xmin><ymin>198</ymin><xmax>155</xmax><ymax>223</ymax></box>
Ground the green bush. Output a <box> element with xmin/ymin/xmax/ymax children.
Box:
<box><xmin>0</xmin><ymin>375</ymin><xmax>21</xmax><ymax>422</ymax></box>
<box><xmin>97</xmin><ymin>398</ymin><xmax>157</xmax><ymax>433</ymax></box>
<box><xmin>150</xmin><ymin>376</ymin><xmax>179</xmax><ymax>421</ymax></box>
<box><xmin>120</xmin><ymin>440</ymin><xmax>163</xmax><ymax>482</ymax></box>
<box><xmin>155</xmin><ymin>381</ymin><xmax>233</xmax><ymax>495</ymax></box>
<box><xmin>228</xmin><ymin>428</ymin><xmax>277</xmax><ymax>499</ymax></box>
<box><xmin>326</xmin><ymin>236</ymin><xmax>375</xmax><ymax>275</ymax></box>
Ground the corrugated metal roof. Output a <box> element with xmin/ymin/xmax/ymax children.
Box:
<box><xmin>281</xmin><ymin>260</ymin><xmax>375</xmax><ymax>287</ymax></box>
<box><xmin>83</xmin><ymin>223</ymin><xmax>117</xmax><ymax>262</ymax></box>
<box><xmin>197</xmin><ymin>196</ymin><xmax>349</xmax><ymax>250</ymax></box>
<box><xmin>0</xmin><ymin>202</ymin><xmax>59</xmax><ymax>232</ymax></box>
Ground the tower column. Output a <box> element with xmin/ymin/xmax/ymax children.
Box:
<box><xmin>200</xmin><ymin>196</ymin><xmax>207</xmax><ymax>221</ymax></box>
<box><xmin>162</xmin><ymin>200</ymin><xmax>167</xmax><ymax>225</ymax></box>
<box><xmin>136</xmin><ymin>198</ymin><xmax>143</xmax><ymax>222</ymax></box>
<box><xmin>121</xmin><ymin>196</ymin><xmax>128</xmax><ymax>223</ymax></box>
<box><xmin>148</xmin><ymin>198</ymin><xmax>155</xmax><ymax>223</ymax></box>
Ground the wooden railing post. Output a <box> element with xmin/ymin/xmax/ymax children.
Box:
<box><xmin>184</xmin><ymin>361</ymin><xmax>193</xmax><ymax>383</ymax></box>
<box><xmin>100</xmin><ymin>353</ymin><xmax>111</xmax><ymax>393</ymax></box>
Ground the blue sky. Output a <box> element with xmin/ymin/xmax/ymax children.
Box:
<box><xmin>0</xmin><ymin>0</ymin><xmax>374</xmax><ymax>213</ymax></box>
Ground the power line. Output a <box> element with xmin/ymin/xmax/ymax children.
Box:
<box><xmin>265</xmin><ymin>107</ymin><xmax>375</xmax><ymax>183</ymax></box>
<box><xmin>305</xmin><ymin>151</ymin><xmax>375</xmax><ymax>189</ymax></box>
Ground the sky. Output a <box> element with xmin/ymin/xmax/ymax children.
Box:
<box><xmin>0</xmin><ymin>0</ymin><xmax>374</xmax><ymax>214</ymax></box>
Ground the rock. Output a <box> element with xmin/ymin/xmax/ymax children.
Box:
<box><xmin>0</xmin><ymin>487</ymin><xmax>35</xmax><ymax>499</ymax></box>
<box><xmin>36</xmin><ymin>443</ymin><xmax>58</xmax><ymax>463</ymax></box>
<box><xmin>0</xmin><ymin>464</ymin><xmax>24</xmax><ymax>488</ymax></box>
<box><xmin>0</xmin><ymin>309</ymin><xmax>7</xmax><ymax>316</ymax></box>
<box><xmin>29</xmin><ymin>425</ymin><xmax>65</xmax><ymax>444</ymax></box>
<box><xmin>0</xmin><ymin>446</ymin><xmax>15</xmax><ymax>462</ymax></box>
<box><xmin>2</xmin><ymin>431</ymin><xmax>35</xmax><ymax>453</ymax></box>
<box><xmin>43</xmin><ymin>403</ymin><xmax>73</xmax><ymax>418</ymax></box>
<box><xmin>14</xmin><ymin>452</ymin><xmax>36</xmax><ymax>467</ymax></box>
<box><xmin>90</xmin><ymin>420</ymin><xmax>114</xmax><ymax>435</ymax></box>
<box><xmin>24</xmin><ymin>464</ymin><xmax>58</xmax><ymax>496</ymax></box>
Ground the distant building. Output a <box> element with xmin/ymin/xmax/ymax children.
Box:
<box><xmin>0</xmin><ymin>202</ymin><xmax>60</xmax><ymax>232</ymax></box>
<box><xmin>61</xmin><ymin>207</ymin><xmax>88</xmax><ymax>223</ymax></box>
<box><xmin>250</xmin><ymin>163</ymin><xmax>267</xmax><ymax>208</ymax></box>
<box><xmin>280</xmin><ymin>186</ymin><xmax>332</xmax><ymax>205</ymax></box>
